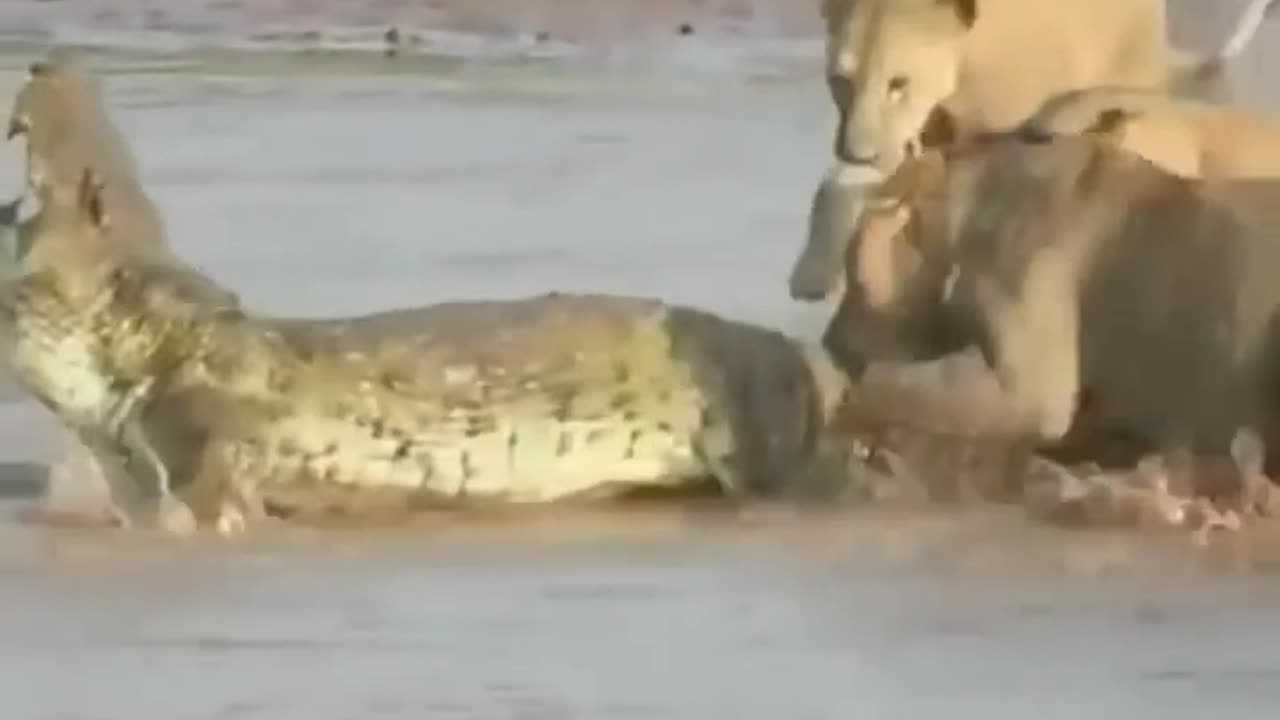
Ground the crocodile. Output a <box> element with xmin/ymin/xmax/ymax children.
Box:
<box><xmin>3</xmin><ymin>49</ymin><xmax>189</xmax><ymax>525</ymax></box>
<box><xmin>0</xmin><ymin>168</ymin><xmax>870</xmax><ymax>535</ymax></box>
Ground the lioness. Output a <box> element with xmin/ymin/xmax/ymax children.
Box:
<box><xmin>789</xmin><ymin>0</ymin><xmax>1277</xmax><ymax>301</ymax></box>
<box><xmin>3</xmin><ymin>49</ymin><xmax>183</xmax><ymax>526</ymax></box>
<box><xmin>1</xmin><ymin>167</ymin><xmax>871</xmax><ymax>535</ymax></box>
<box><xmin>823</xmin><ymin>131</ymin><xmax>1280</xmax><ymax>478</ymax></box>
<box><xmin>822</xmin><ymin>0</ymin><xmax>1272</xmax><ymax>173</ymax></box>
<box><xmin>1021</xmin><ymin>87</ymin><xmax>1280</xmax><ymax>180</ymax></box>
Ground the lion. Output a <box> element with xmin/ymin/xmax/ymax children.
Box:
<box><xmin>789</xmin><ymin>0</ymin><xmax>1277</xmax><ymax>302</ymax></box>
<box><xmin>0</xmin><ymin>167</ymin><xmax>874</xmax><ymax>535</ymax></box>
<box><xmin>821</xmin><ymin>0</ymin><xmax>1273</xmax><ymax>174</ymax></box>
<box><xmin>1020</xmin><ymin>87</ymin><xmax>1280</xmax><ymax>181</ymax></box>
<box><xmin>823</xmin><ymin>131</ymin><xmax>1280</xmax><ymax>483</ymax></box>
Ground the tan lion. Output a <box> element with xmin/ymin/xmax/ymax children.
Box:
<box><xmin>1021</xmin><ymin>87</ymin><xmax>1280</xmax><ymax>181</ymax></box>
<box><xmin>789</xmin><ymin>0</ymin><xmax>1277</xmax><ymax>301</ymax></box>
<box><xmin>822</xmin><ymin>0</ymin><xmax>1273</xmax><ymax>173</ymax></box>
<box><xmin>824</xmin><ymin>131</ymin><xmax>1280</xmax><ymax>481</ymax></box>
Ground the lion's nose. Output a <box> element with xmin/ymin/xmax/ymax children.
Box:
<box><xmin>833</xmin><ymin>110</ymin><xmax>878</xmax><ymax>166</ymax></box>
<box><xmin>834</xmin><ymin>136</ymin><xmax>877</xmax><ymax>166</ymax></box>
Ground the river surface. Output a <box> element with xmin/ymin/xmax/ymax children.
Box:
<box><xmin>0</xmin><ymin>18</ymin><xmax>1278</xmax><ymax>720</ymax></box>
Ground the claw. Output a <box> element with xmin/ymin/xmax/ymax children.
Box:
<box><xmin>215</xmin><ymin>504</ymin><xmax>248</xmax><ymax>537</ymax></box>
<box><xmin>153</xmin><ymin>495</ymin><xmax>197</xmax><ymax>535</ymax></box>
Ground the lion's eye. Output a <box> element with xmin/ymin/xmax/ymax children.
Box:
<box><xmin>887</xmin><ymin>75</ymin><xmax>908</xmax><ymax>98</ymax></box>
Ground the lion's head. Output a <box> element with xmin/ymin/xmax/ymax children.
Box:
<box><xmin>820</xmin><ymin>145</ymin><xmax>958</xmax><ymax>369</ymax></box>
<box><xmin>823</xmin><ymin>0</ymin><xmax>974</xmax><ymax>174</ymax></box>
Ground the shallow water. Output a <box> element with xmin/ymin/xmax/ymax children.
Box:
<box><xmin>0</xmin><ymin>23</ymin><xmax>1279</xmax><ymax>719</ymax></box>
<box><xmin>6</xmin><ymin>502</ymin><xmax>1280</xmax><ymax>719</ymax></box>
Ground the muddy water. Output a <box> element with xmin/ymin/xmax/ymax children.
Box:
<box><xmin>0</xmin><ymin>36</ymin><xmax>1278</xmax><ymax>719</ymax></box>
<box><xmin>6</xmin><ymin>503</ymin><xmax>1280</xmax><ymax>719</ymax></box>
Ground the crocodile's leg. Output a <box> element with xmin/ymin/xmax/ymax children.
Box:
<box><xmin>204</xmin><ymin>441</ymin><xmax>266</xmax><ymax>537</ymax></box>
<box><xmin>77</xmin><ymin>435</ymin><xmax>146</xmax><ymax>529</ymax></box>
<box><xmin>696</xmin><ymin>419</ymin><xmax>745</xmax><ymax>498</ymax></box>
<box><xmin>105</xmin><ymin>379</ymin><xmax>197</xmax><ymax>534</ymax></box>
<box><xmin>173</xmin><ymin>436</ymin><xmax>269</xmax><ymax>537</ymax></box>
<box><xmin>117</xmin><ymin>416</ymin><xmax>195</xmax><ymax>534</ymax></box>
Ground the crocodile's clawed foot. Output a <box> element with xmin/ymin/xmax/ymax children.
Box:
<box><xmin>210</xmin><ymin>481</ymin><xmax>271</xmax><ymax>538</ymax></box>
<box><xmin>214</xmin><ymin>495</ymin><xmax>271</xmax><ymax>537</ymax></box>
<box><xmin>861</xmin><ymin>443</ymin><xmax>931</xmax><ymax>504</ymax></box>
<box><xmin>107</xmin><ymin>503</ymin><xmax>133</xmax><ymax>530</ymax></box>
<box><xmin>134</xmin><ymin>493</ymin><xmax>198</xmax><ymax>536</ymax></box>
<box><xmin>215</xmin><ymin>506</ymin><xmax>248</xmax><ymax>537</ymax></box>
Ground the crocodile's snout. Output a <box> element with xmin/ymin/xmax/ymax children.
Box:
<box><xmin>7</xmin><ymin>114</ymin><xmax>28</xmax><ymax>140</ymax></box>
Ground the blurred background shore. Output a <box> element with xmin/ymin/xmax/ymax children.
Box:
<box><xmin>0</xmin><ymin>0</ymin><xmax>1270</xmax><ymax>100</ymax></box>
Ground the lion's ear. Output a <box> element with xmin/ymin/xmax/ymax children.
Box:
<box><xmin>853</xmin><ymin>202</ymin><xmax>910</xmax><ymax>308</ymax></box>
<box><xmin>854</xmin><ymin>154</ymin><xmax>944</xmax><ymax>309</ymax></box>
<box><xmin>938</xmin><ymin>0</ymin><xmax>977</xmax><ymax>28</ymax></box>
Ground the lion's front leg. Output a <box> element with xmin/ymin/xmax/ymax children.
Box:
<box><xmin>851</xmin><ymin>345</ymin><xmax>1032</xmax><ymax>439</ymax></box>
<box><xmin>980</xmin><ymin>252</ymin><xmax>1082</xmax><ymax>443</ymax></box>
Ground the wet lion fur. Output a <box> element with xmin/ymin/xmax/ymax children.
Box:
<box><xmin>825</xmin><ymin>130</ymin><xmax>1280</xmax><ymax>472</ymax></box>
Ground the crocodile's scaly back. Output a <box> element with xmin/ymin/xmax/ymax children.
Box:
<box><xmin>157</xmin><ymin>295</ymin><xmax>862</xmax><ymax>523</ymax></box>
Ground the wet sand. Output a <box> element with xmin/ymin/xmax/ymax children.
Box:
<box><xmin>2</xmin><ymin>2</ymin><xmax>1280</xmax><ymax>717</ymax></box>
